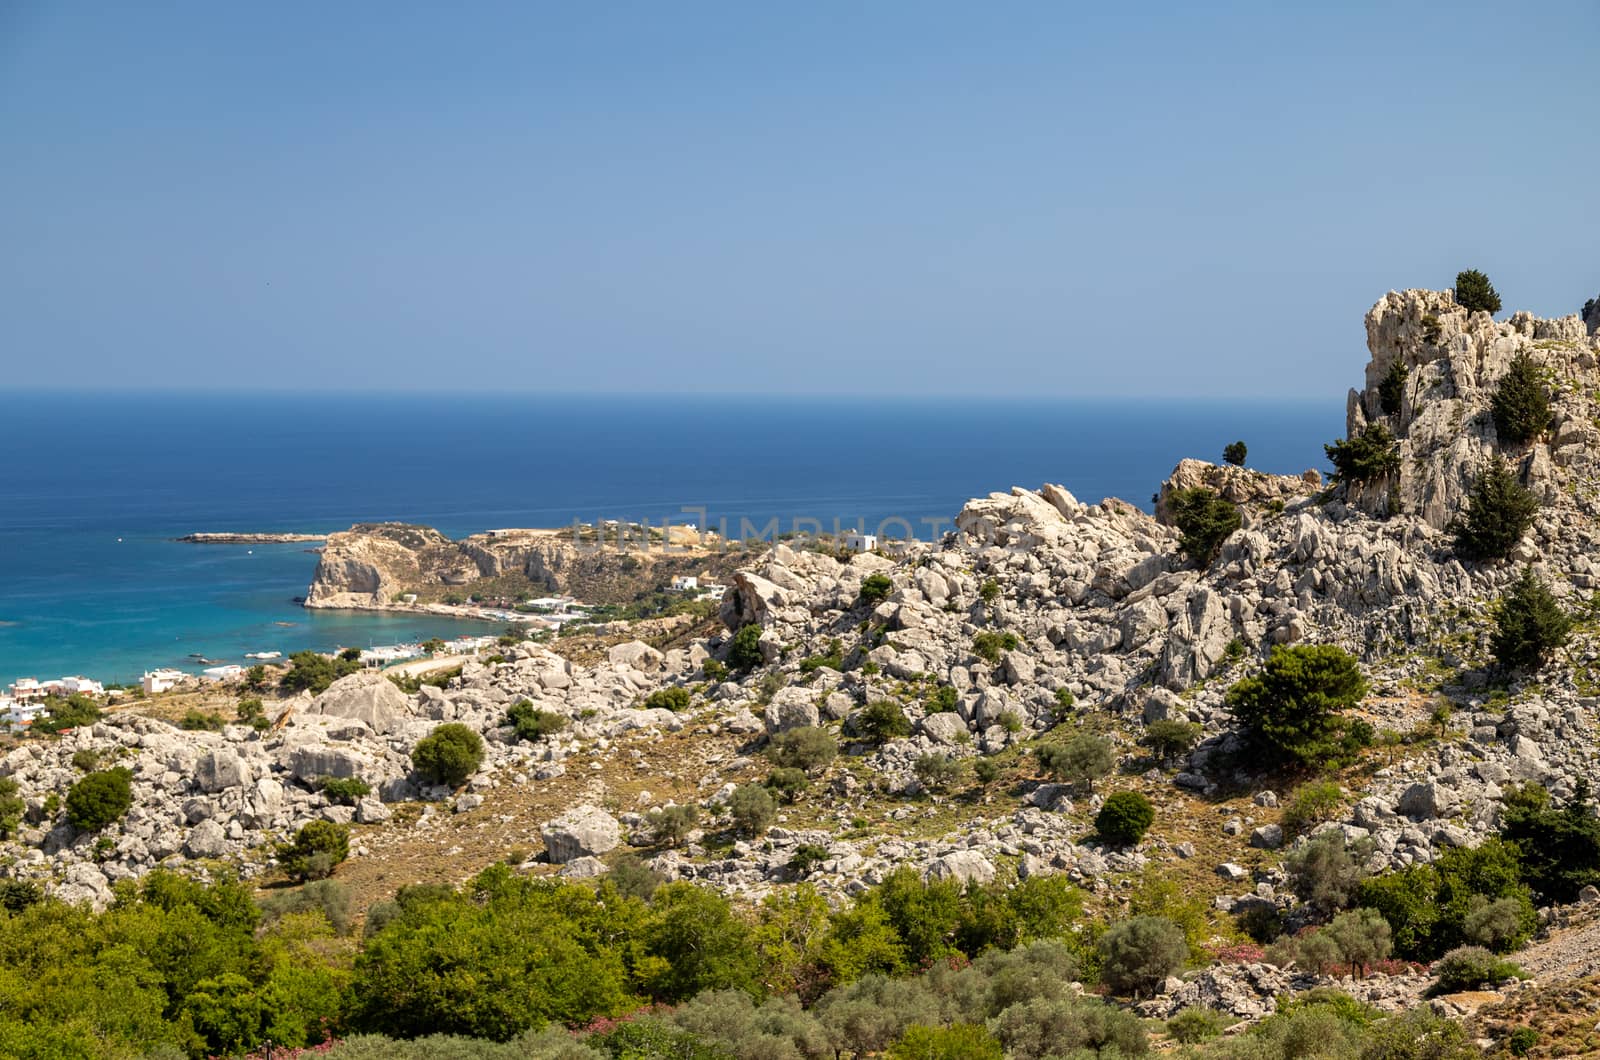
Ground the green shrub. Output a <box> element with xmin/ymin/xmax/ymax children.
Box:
<box><xmin>643</xmin><ymin>686</ymin><xmax>692</xmax><ymax>712</ymax></box>
<box><xmin>1281</xmin><ymin>780</ymin><xmax>1344</xmax><ymax>835</ymax></box>
<box><xmin>1095</xmin><ymin>791</ymin><xmax>1154</xmax><ymax>847</ymax></box>
<box><xmin>258</xmin><ymin>879</ymin><xmax>354</xmax><ymax>934</ymax></box>
<box><xmin>1141</xmin><ymin>720</ymin><xmax>1200</xmax><ymax>763</ymax></box>
<box><xmin>236</xmin><ymin>697</ymin><xmax>264</xmax><ymax>722</ymax></box>
<box><xmin>728</xmin><ymin>624</ymin><xmax>764</xmax><ymax>670</ymax></box>
<box><xmin>610</xmin><ymin>855</ymin><xmax>666</xmax><ymax>901</ymax></box>
<box><xmin>318</xmin><ymin>777</ymin><xmax>371</xmax><ymax>805</ymax></box>
<box><xmin>1325</xmin><ymin>908</ymin><xmax>1392</xmax><ymax>977</ymax></box>
<box><xmin>991</xmin><ymin>995</ymin><xmax>1148</xmax><ymax>1059</ymax></box>
<box><xmin>1379</xmin><ymin>358</ymin><xmax>1410</xmax><ymax>416</ymax></box>
<box><xmin>280</xmin><ymin>821</ymin><xmax>350</xmax><ymax>881</ymax></box>
<box><xmin>858</xmin><ymin>701</ymin><xmax>912</xmax><ymax>744</ymax></box>
<box><xmin>1224</xmin><ymin>644</ymin><xmax>1369</xmax><ymax>767</ymax></box>
<box><xmin>1491</xmin><ymin>566</ymin><xmax>1571</xmax><ymax>671</ymax></box>
<box><xmin>727</xmin><ymin>784</ymin><xmax>776</xmax><ymax>837</ymax></box>
<box><xmin>1168</xmin><ymin>487</ymin><xmax>1241</xmax><ymax>565</ymax></box>
<box><xmin>646</xmin><ymin>804</ymin><xmax>700</xmax><ymax>847</ymax></box>
<box><xmin>970</xmin><ymin>631</ymin><xmax>1019</xmax><ymax>665</ymax></box>
<box><xmin>1430</xmin><ymin>945</ymin><xmax>1522</xmax><ymax>993</ymax></box>
<box><xmin>1167</xmin><ymin>1006</ymin><xmax>1228</xmax><ymax>1044</ymax></box>
<box><xmin>70</xmin><ymin>748</ymin><xmax>101</xmax><ymax>772</ymax></box>
<box><xmin>1223</xmin><ymin>441</ymin><xmax>1248</xmax><ymax>467</ymax></box>
<box><xmin>180</xmin><ymin>710</ymin><xmax>225</xmax><ymax>731</ymax></box>
<box><xmin>505</xmin><ymin>699</ymin><xmax>567</xmax><ymax>741</ymax></box>
<box><xmin>1285</xmin><ymin>832</ymin><xmax>1365</xmax><ymax>918</ymax></box>
<box><xmin>0</xmin><ymin>777</ymin><xmax>23</xmax><ymax>838</ymax></box>
<box><xmin>1455</xmin><ymin>268</ymin><xmax>1501</xmax><ymax>314</ymax></box>
<box><xmin>973</xmin><ymin>758</ymin><xmax>1001</xmax><ymax>785</ymax></box>
<box><xmin>1499</xmin><ymin>781</ymin><xmax>1600</xmax><ymax>904</ymax></box>
<box><xmin>979</xmin><ymin>579</ymin><xmax>1001</xmax><ymax>604</ymax></box>
<box><xmin>1463</xmin><ymin>895</ymin><xmax>1533</xmax><ymax>952</ymax></box>
<box><xmin>1098</xmin><ymin>915</ymin><xmax>1187</xmax><ymax>997</ymax></box>
<box><xmin>926</xmin><ymin>685</ymin><xmax>960</xmax><ymax>713</ymax></box>
<box><xmin>799</xmin><ymin>638</ymin><xmax>845</xmax><ymax>674</ymax></box>
<box><xmin>764</xmin><ymin>767</ymin><xmax>810</xmax><ymax>803</ymax></box>
<box><xmin>1357</xmin><ymin>838</ymin><xmax>1534</xmax><ymax>959</ymax></box>
<box><xmin>888</xmin><ymin>1023</ymin><xmax>1002</xmax><ymax>1060</ymax></box>
<box><xmin>1421</xmin><ymin>313</ymin><xmax>1443</xmax><ymax>344</ymax></box>
<box><xmin>859</xmin><ymin>574</ymin><xmax>893</xmax><ymax>605</ymax></box>
<box><xmin>1036</xmin><ymin>733</ymin><xmax>1114</xmax><ymax>793</ymax></box>
<box><xmin>1325</xmin><ymin>424</ymin><xmax>1401</xmax><ymax>485</ymax></box>
<box><xmin>1508</xmin><ymin>1027</ymin><xmax>1539</xmax><ymax>1056</ymax></box>
<box><xmin>1451</xmin><ymin>458</ymin><xmax>1538</xmax><ymax>561</ymax></box>
<box><xmin>767</xmin><ymin>727</ymin><xmax>838</xmax><ymax>773</ymax></box>
<box><xmin>1492</xmin><ymin>353</ymin><xmax>1551</xmax><ymax>445</ymax></box>
<box><xmin>788</xmin><ymin>843</ymin><xmax>829</xmax><ymax>877</ymax></box>
<box><xmin>913</xmin><ymin>753</ymin><xmax>960</xmax><ymax>793</ymax></box>
<box><xmin>280</xmin><ymin>650</ymin><xmax>358</xmax><ymax>694</ymax></box>
<box><xmin>410</xmin><ymin>723</ymin><xmax>485</xmax><ymax>787</ymax></box>
<box><xmin>1053</xmin><ymin>688</ymin><xmax>1076</xmax><ymax>711</ymax></box>
<box><xmin>65</xmin><ymin>768</ymin><xmax>133</xmax><ymax>832</ymax></box>
<box><xmin>32</xmin><ymin>693</ymin><xmax>102</xmax><ymax>734</ymax></box>
<box><xmin>701</xmin><ymin>659</ymin><xmax>729</xmax><ymax>682</ymax></box>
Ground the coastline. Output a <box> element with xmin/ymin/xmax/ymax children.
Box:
<box><xmin>175</xmin><ymin>532</ymin><xmax>328</xmax><ymax>544</ymax></box>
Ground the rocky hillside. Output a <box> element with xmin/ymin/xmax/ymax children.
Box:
<box><xmin>306</xmin><ymin>522</ymin><xmax>740</xmax><ymax>608</ymax></box>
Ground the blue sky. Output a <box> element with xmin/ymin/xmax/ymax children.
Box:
<box><xmin>3</xmin><ymin>2</ymin><xmax>1596</xmax><ymax>397</ymax></box>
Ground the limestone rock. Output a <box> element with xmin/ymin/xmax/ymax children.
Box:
<box><xmin>541</xmin><ymin>805</ymin><xmax>622</xmax><ymax>864</ymax></box>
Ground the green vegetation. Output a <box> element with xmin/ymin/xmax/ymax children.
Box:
<box><xmin>410</xmin><ymin>723</ymin><xmax>485</xmax><ymax>787</ymax></box>
<box><xmin>1141</xmin><ymin>719</ymin><xmax>1200</xmax><ymax>763</ymax></box>
<box><xmin>643</xmin><ymin>686</ymin><xmax>692</xmax><ymax>711</ymax></box>
<box><xmin>280</xmin><ymin>820</ymin><xmax>351</xmax><ymax>881</ymax></box>
<box><xmin>1450</xmin><ymin>457</ymin><xmax>1538</xmax><ymax>561</ymax></box>
<box><xmin>767</xmin><ymin>726</ymin><xmax>838</xmax><ymax>774</ymax></box>
<box><xmin>979</xmin><ymin>578</ymin><xmax>1002</xmax><ymax>604</ymax></box>
<box><xmin>318</xmin><ymin>777</ymin><xmax>372</xmax><ymax>805</ymax></box>
<box><xmin>1224</xmin><ymin>644</ymin><xmax>1371</xmax><ymax>768</ymax></box>
<box><xmin>971</xmin><ymin>631</ymin><xmax>1019</xmax><ymax>664</ymax></box>
<box><xmin>1430</xmin><ymin>945</ymin><xmax>1523</xmax><ymax>993</ymax></box>
<box><xmin>1379</xmin><ymin>358</ymin><xmax>1409</xmax><ymax>416</ymax></box>
<box><xmin>701</xmin><ymin>658</ymin><xmax>729</xmax><ymax>682</ymax></box>
<box><xmin>763</xmin><ymin>767</ymin><xmax>810</xmax><ymax>803</ymax></box>
<box><xmin>1324</xmin><ymin>424</ymin><xmax>1401</xmax><ymax>485</ymax></box>
<box><xmin>1499</xmin><ymin>781</ymin><xmax>1600</xmax><ymax>904</ymax></box>
<box><xmin>926</xmin><ymin>684</ymin><xmax>960</xmax><ymax>713</ymax></box>
<box><xmin>1223</xmin><ymin>440</ymin><xmax>1247</xmax><ymax>467</ymax></box>
<box><xmin>179</xmin><ymin>709</ymin><xmax>225</xmax><ymax>731</ymax></box>
<box><xmin>1355</xmin><ymin>838</ymin><xmax>1534</xmax><ymax>959</ymax></box>
<box><xmin>1492</xmin><ymin>352</ymin><xmax>1551</xmax><ymax>445</ymax></box>
<box><xmin>281</xmin><ymin>650</ymin><xmax>360</xmax><ymax>694</ymax></box>
<box><xmin>505</xmin><ymin>699</ymin><xmax>568</xmax><ymax>741</ymax></box>
<box><xmin>646</xmin><ymin>804</ymin><xmax>700</xmax><ymax>847</ymax></box>
<box><xmin>1168</xmin><ymin>487</ymin><xmax>1241</xmax><ymax>565</ymax></box>
<box><xmin>0</xmin><ymin>778</ymin><xmax>23</xmax><ymax>839</ymax></box>
<box><xmin>727</xmin><ymin>783</ymin><xmax>777</xmax><ymax>836</ymax></box>
<box><xmin>912</xmin><ymin>753</ymin><xmax>961</xmax><ymax>793</ymax></box>
<box><xmin>387</xmin><ymin>664</ymin><xmax>463</xmax><ymax>694</ymax></box>
<box><xmin>1281</xmin><ymin>780</ymin><xmax>1344</xmax><ymax>836</ymax></box>
<box><xmin>1491</xmin><ymin>566</ymin><xmax>1572</xmax><ymax>671</ymax></box>
<box><xmin>1455</xmin><ymin>268</ymin><xmax>1502</xmax><ymax>315</ymax></box>
<box><xmin>64</xmin><ymin>767</ymin><xmax>133</xmax><ymax>832</ymax></box>
<box><xmin>859</xmin><ymin>573</ymin><xmax>894</xmax><ymax>605</ymax></box>
<box><xmin>32</xmin><ymin>693</ymin><xmax>102</xmax><ymax>734</ymax></box>
<box><xmin>1097</xmin><ymin>915</ymin><xmax>1186</xmax><ymax>997</ymax></box>
<box><xmin>1095</xmin><ymin>791</ymin><xmax>1154</xmax><ymax>847</ymax></box>
<box><xmin>1285</xmin><ymin>833</ymin><xmax>1366</xmax><ymax>918</ymax></box>
<box><xmin>1036</xmin><ymin>733</ymin><xmax>1114</xmax><ymax>793</ymax></box>
<box><xmin>728</xmin><ymin>624</ymin><xmax>764</xmax><ymax>670</ymax></box>
<box><xmin>858</xmin><ymin>700</ymin><xmax>913</xmax><ymax>743</ymax></box>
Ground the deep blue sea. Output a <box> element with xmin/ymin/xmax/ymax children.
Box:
<box><xmin>0</xmin><ymin>393</ymin><xmax>1338</xmax><ymax>685</ymax></box>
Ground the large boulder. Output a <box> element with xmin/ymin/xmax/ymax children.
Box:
<box><xmin>541</xmin><ymin>805</ymin><xmax>622</xmax><ymax>864</ymax></box>
<box><xmin>926</xmin><ymin>850</ymin><xmax>996</xmax><ymax>886</ymax></box>
<box><xmin>194</xmin><ymin>749</ymin><xmax>252</xmax><ymax>794</ymax></box>
<box><xmin>308</xmin><ymin>672</ymin><xmax>414</xmax><ymax>734</ymax></box>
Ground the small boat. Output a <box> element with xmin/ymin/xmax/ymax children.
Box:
<box><xmin>188</xmin><ymin>653</ymin><xmax>208</xmax><ymax>659</ymax></box>
<box><xmin>274</xmin><ymin>621</ymin><xmax>296</xmax><ymax>627</ymax></box>
<box><xmin>245</xmin><ymin>651</ymin><xmax>282</xmax><ymax>660</ymax></box>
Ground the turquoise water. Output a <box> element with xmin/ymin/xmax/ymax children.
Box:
<box><xmin>0</xmin><ymin>393</ymin><xmax>1340</xmax><ymax>685</ymax></box>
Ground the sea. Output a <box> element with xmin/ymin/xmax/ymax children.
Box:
<box><xmin>0</xmin><ymin>393</ymin><xmax>1339</xmax><ymax>686</ymax></box>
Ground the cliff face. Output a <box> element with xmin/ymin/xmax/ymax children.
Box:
<box><xmin>305</xmin><ymin>523</ymin><xmax>730</xmax><ymax>608</ymax></box>
<box><xmin>1345</xmin><ymin>289</ymin><xmax>1599</xmax><ymax>527</ymax></box>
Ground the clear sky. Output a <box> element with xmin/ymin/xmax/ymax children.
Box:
<box><xmin>3</xmin><ymin>2</ymin><xmax>1596</xmax><ymax>397</ymax></box>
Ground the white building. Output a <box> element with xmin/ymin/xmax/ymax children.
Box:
<box><xmin>361</xmin><ymin>645</ymin><xmax>423</xmax><ymax>665</ymax></box>
<box><xmin>842</xmin><ymin>532</ymin><xmax>879</xmax><ymax>553</ymax></box>
<box><xmin>43</xmin><ymin>676</ymin><xmax>104</xmax><ymax>698</ymax></box>
<box><xmin>8</xmin><ymin>678</ymin><xmax>42</xmax><ymax>702</ymax></box>
<box><xmin>0</xmin><ymin>696</ymin><xmax>45</xmax><ymax>730</ymax></box>
<box><xmin>142</xmin><ymin>669</ymin><xmax>187</xmax><ymax>695</ymax></box>
<box><xmin>671</xmin><ymin>575</ymin><xmax>699</xmax><ymax>591</ymax></box>
<box><xmin>201</xmin><ymin>665</ymin><xmax>246</xmax><ymax>683</ymax></box>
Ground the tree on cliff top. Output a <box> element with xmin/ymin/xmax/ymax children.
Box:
<box><xmin>1455</xmin><ymin>269</ymin><xmax>1501</xmax><ymax>315</ymax></box>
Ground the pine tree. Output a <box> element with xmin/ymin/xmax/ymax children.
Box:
<box><xmin>1455</xmin><ymin>269</ymin><xmax>1502</xmax><ymax>315</ymax></box>
<box><xmin>1491</xmin><ymin>353</ymin><xmax>1551</xmax><ymax>446</ymax></box>
<box><xmin>1491</xmin><ymin>566</ymin><xmax>1572</xmax><ymax>671</ymax></box>
<box><xmin>1450</xmin><ymin>458</ymin><xmax>1538</xmax><ymax>561</ymax></box>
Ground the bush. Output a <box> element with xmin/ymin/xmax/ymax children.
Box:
<box><xmin>0</xmin><ymin>777</ymin><xmax>22</xmax><ymax>838</ymax></box>
<box><xmin>318</xmin><ymin>777</ymin><xmax>371</xmax><ymax>805</ymax></box>
<box><xmin>505</xmin><ymin>699</ymin><xmax>567</xmax><ymax>741</ymax></box>
<box><xmin>1508</xmin><ymin>1027</ymin><xmax>1539</xmax><ymax>1056</ymax></box>
<box><xmin>1451</xmin><ymin>458</ymin><xmax>1538</xmax><ymax>561</ymax></box>
<box><xmin>1224</xmin><ymin>644</ymin><xmax>1369</xmax><ymax>767</ymax></box>
<box><xmin>1036</xmin><ymin>733</ymin><xmax>1114</xmax><ymax>793</ymax></box>
<box><xmin>764</xmin><ymin>767</ymin><xmax>810</xmax><ymax>803</ymax></box>
<box><xmin>1430</xmin><ymin>945</ymin><xmax>1522</xmax><ymax>993</ymax></box>
<box><xmin>1095</xmin><ymin>791</ymin><xmax>1154</xmax><ymax>847</ymax></box>
<box><xmin>926</xmin><ymin>685</ymin><xmax>959</xmax><ymax>713</ymax></box>
<box><xmin>991</xmin><ymin>995</ymin><xmax>1148</xmax><ymax>1060</ymax></box>
<box><xmin>259</xmin><ymin>879</ymin><xmax>354</xmax><ymax>934</ymax></box>
<box><xmin>888</xmin><ymin>1023</ymin><xmax>1002</xmax><ymax>1060</ymax></box>
<box><xmin>410</xmin><ymin>723</ymin><xmax>485</xmax><ymax>787</ymax></box>
<box><xmin>858</xmin><ymin>701</ymin><xmax>912</xmax><ymax>744</ymax></box>
<box><xmin>70</xmin><ymin>748</ymin><xmax>102</xmax><ymax>772</ymax></box>
<box><xmin>280</xmin><ymin>650</ymin><xmax>358</xmax><ymax>694</ymax></box>
<box><xmin>1499</xmin><ymin>781</ymin><xmax>1600</xmax><ymax>904</ymax></box>
<box><xmin>1281</xmin><ymin>780</ymin><xmax>1344</xmax><ymax>835</ymax></box>
<box><xmin>647</xmin><ymin>804</ymin><xmax>700</xmax><ymax>847</ymax></box>
<box><xmin>800</xmin><ymin>638</ymin><xmax>845</xmax><ymax>674</ymax></box>
<box><xmin>1325</xmin><ymin>424</ymin><xmax>1401</xmax><ymax>485</ymax></box>
<box><xmin>280</xmin><ymin>821</ymin><xmax>350</xmax><ymax>881</ymax></box>
<box><xmin>859</xmin><ymin>574</ymin><xmax>893</xmax><ymax>605</ymax></box>
<box><xmin>1492</xmin><ymin>353</ymin><xmax>1551</xmax><ymax>445</ymax></box>
<box><xmin>1379</xmin><ymin>358</ymin><xmax>1410</xmax><ymax>416</ymax></box>
<box><xmin>702</xmin><ymin>659</ymin><xmax>729</xmax><ymax>682</ymax></box>
<box><xmin>1491</xmin><ymin>566</ymin><xmax>1571</xmax><ymax>671</ymax></box>
<box><xmin>728</xmin><ymin>624</ymin><xmax>764</xmax><ymax>670</ymax></box>
<box><xmin>727</xmin><ymin>784</ymin><xmax>776</xmax><ymax>837</ymax></box>
<box><xmin>644</xmin><ymin>686</ymin><xmax>692</xmax><ymax>712</ymax></box>
<box><xmin>979</xmin><ymin>579</ymin><xmax>1001</xmax><ymax>604</ymax></box>
<box><xmin>236</xmin><ymin>697</ymin><xmax>264</xmax><ymax>722</ymax></box>
<box><xmin>180</xmin><ymin>710</ymin><xmax>225</xmax><ymax>731</ymax></box>
<box><xmin>1167</xmin><ymin>1006</ymin><xmax>1228</xmax><ymax>1044</ymax></box>
<box><xmin>1285</xmin><ymin>832</ymin><xmax>1365</xmax><ymax>918</ymax></box>
<box><xmin>1455</xmin><ymin>269</ymin><xmax>1501</xmax><ymax>315</ymax></box>
<box><xmin>611</xmin><ymin>855</ymin><xmax>666</xmax><ymax>900</ymax></box>
<box><xmin>1463</xmin><ymin>896</ymin><xmax>1531</xmax><ymax>952</ymax></box>
<box><xmin>1168</xmin><ymin>487</ymin><xmax>1241</xmax><ymax>565</ymax></box>
<box><xmin>1325</xmin><ymin>908</ymin><xmax>1391</xmax><ymax>977</ymax></box>
<box><xmin>1098</xmin><ymin>915</ymin><xmax>1187</xmax><ymax>997</ymax></box>
<box><xmin>1142</xmin><ymin>720</ymin><xmax>1200</xmax><ymax>763</ymax></box>
<box><xmin>65</xmin><ymin>768</ymin><xmax>133</xmax><ymax>832</ymax></box>
<box><xmin>1223</xmin><ymin>441</ymin><xmax>1248</xmax><ymax>467</ymax></box>
<box><xmin>973</xmin><ymin>758</ymin><xmax>1001</xmax><ymax>785</ymax></box>
<box><xmin>913</xmin><ymin>754</ymin><xmax>960</xmax><ymax>794</ymax></box>
<box><xmin>767</xmin><ymin>727</ymin><xmax>838</xmax><ymax>773</ymax></box>
<box><xmin>1357</xmin><ymin>838</ymin><xmax>1534</xmax><ymax>960</ymax></box>
<box><xmin>32</xmin><ymin>693</ymin><xmax>102</xmax><ymax>734</ymax></box>
<box><xmin>970</xmin><ymin>631</ymin><xmax>1019</xmax><ymax>665</ymax></box>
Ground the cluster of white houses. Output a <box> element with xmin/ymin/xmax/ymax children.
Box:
<box><xmin>1</xmin><ymin>675</ymin><xmax>110</xmax><ymax>729</ymax></box>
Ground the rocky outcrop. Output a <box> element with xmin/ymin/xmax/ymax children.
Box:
<box><xmin>1155</xmin><ymin>459</ymin><xmax>1321</xmax><ymax>523</ymax></box>
<box><xmin>540</xmin><ymin>806</ymin><xmax>622</xmax><ymax>863</ymax></box>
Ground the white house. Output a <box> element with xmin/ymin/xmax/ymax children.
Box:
<box><xmin>142</xmin><ymin>669</ymin><xmax>186</xmax><ymax>695</ymax></box>
<box><xmin>842</xmin><ymin>532</ymin><xmax>878</xmax><ymax>553</ymax></box>
<box><xmin>43</xmin><ymin>676</ymin><xmax>104</xmax><ymax>697</ymax></box>
<box><xmin>7</xmin><ymin>678</ymin><xmax>42</xmax><ymax>702</ymax></box>
<box><xmin>0</xmin><ymin>696</ymin><xmax>45</xmax><ymax>730</ymax></box>
<box><xmin>671</xmin><ymin>575</ymin><xmax>699</xmax><ymax>591</ymax></box>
